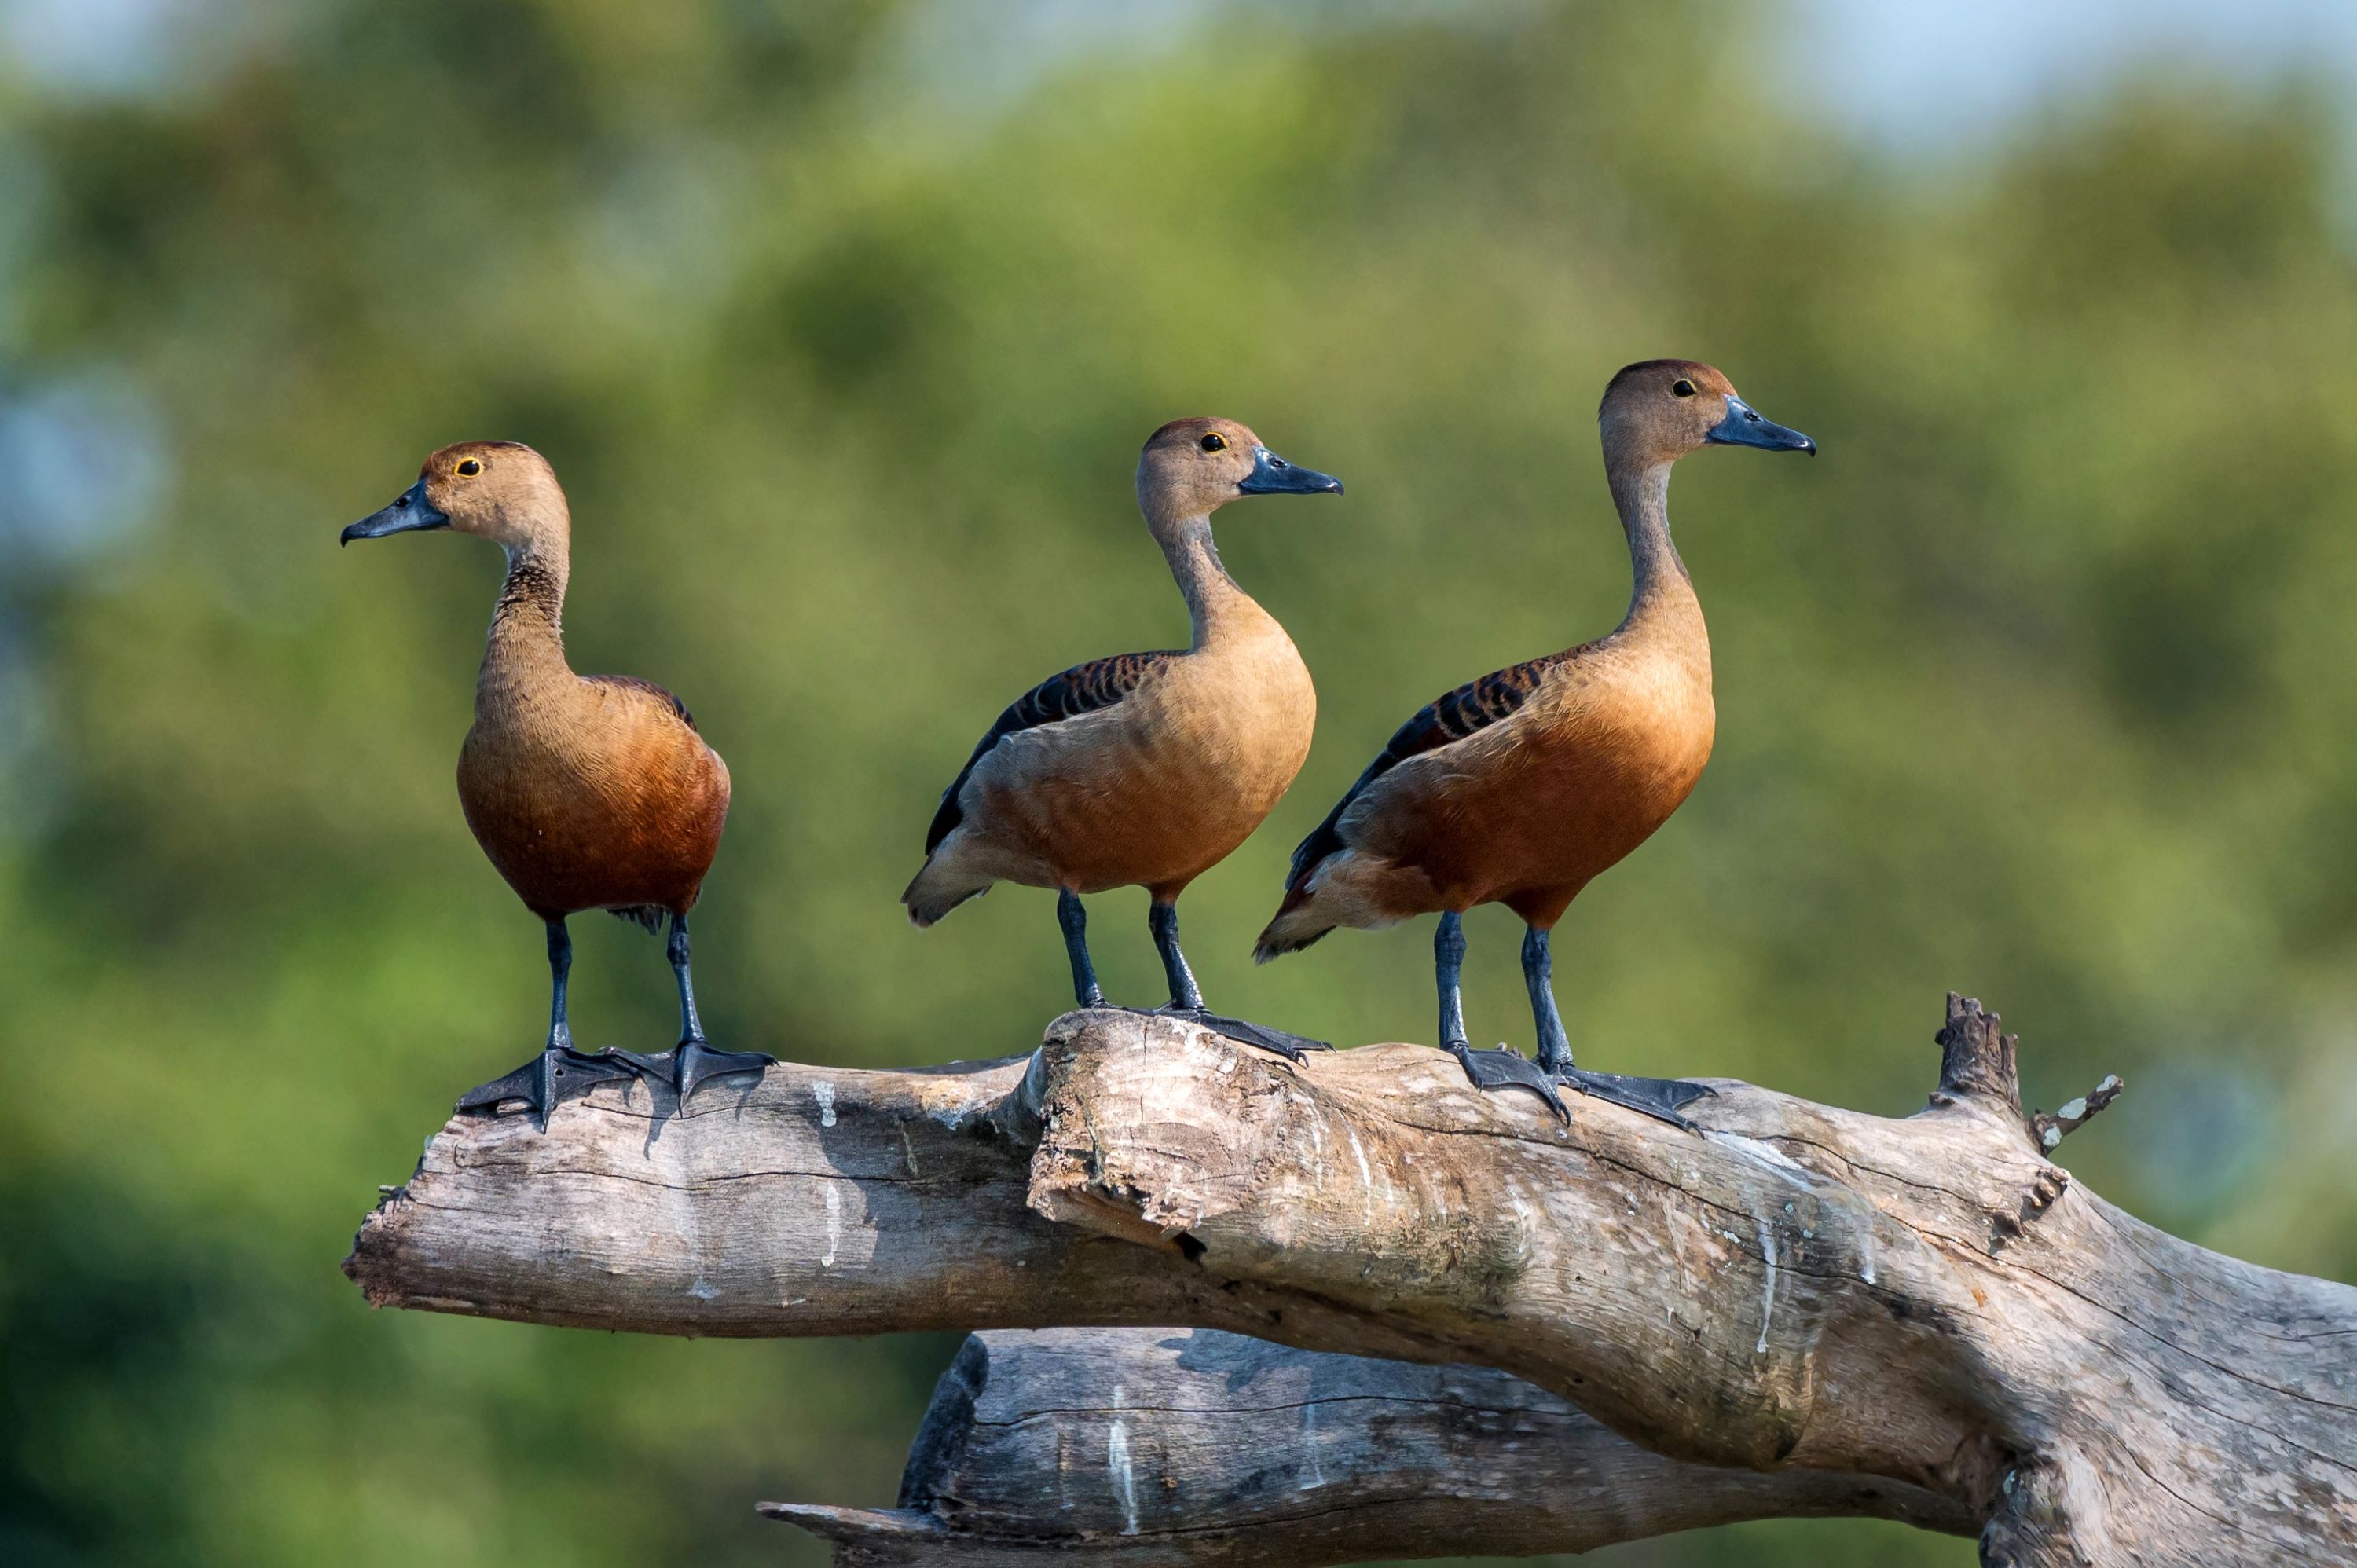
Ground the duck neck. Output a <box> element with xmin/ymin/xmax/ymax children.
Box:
<box><xmin>479</xmin><ymin>540</ymin><xmax>574</xmax><ymax>717</ymax></box>
<box><xmin>1607</xmin><ymin>458</ymin><xmax>1696</xmax><ymax>636</ymax></box>
<box><xmin>1151</xmin><ymin>509</ymin><xmax>1255</xmax><ymax>651</ymax></box>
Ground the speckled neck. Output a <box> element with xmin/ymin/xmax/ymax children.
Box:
<box><xmin>478</xmin><ymin>541</ymin><xmax>574</xmax><ymax>720</ymax></box>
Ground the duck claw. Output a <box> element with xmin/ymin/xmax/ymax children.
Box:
<box><xmin>1152</xmin><ymin>1006</ymin><xmax>1332</xmax><ymax>1061</ymax></box>
<box><xmin>1447</xmin><ymin>1042</ymin><xmax>1569</xmax><ymax>1122</ymax></box>
<box><xmin>457</xmin><ymin>1046</ymin><xmax>646</xmax><ymax>1131</ymax></box>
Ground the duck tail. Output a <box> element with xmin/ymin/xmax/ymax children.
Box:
<box><xmin>1256</xmin><ymin>849</ymin><xmax>1411</xmax><ymax>961</ymax></box>
<box><xmin>1252</xmin><ymin>887</ymin><xmax>1334</xmax><ymax>963</ymax></box>
<box><xmin>607</xmin><ymin>904</ymin><xmax>668</xmax><ymax>934</ymax></box>
<box><xmin>902</xmin><ymin>851</ymin><xmax>992</xmax><ymax>929</ymax></box>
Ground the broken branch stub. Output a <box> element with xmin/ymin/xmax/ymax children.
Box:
<box><xmin>1934</xmin><ymin>990</ymin><xmax>2023</xmax><ymax>1108</ymax></box>
<box><xmin>2032</xmin><ymin>1072</ymin><xmax>2124</xmax><ymax>1150</ymax></box>
<box><xmin>1936</xmin><ymin>991</ymin><xmax>2128</xmax><ymax>1153</ymax></box>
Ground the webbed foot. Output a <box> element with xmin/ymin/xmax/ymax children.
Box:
<box><xmin>458</xmin><ymin>1046</ymin><xmax>646</xmax><ymax>1131</ymax></box>
<box><xmin>677</xmin><ymin>1042</ymin><xmax>775</xmax><ymax>1104</ymax></box>
<box><xmin>615</xmin><ymin>1042</ymin><xmax>775</xmax><ymax>1108</ymax></box>
<box><xmin>1446</xmin><ymin>1041</ymin><xmax>1569</xmax><ymax>1121</ymax></box>
<box><xmin>1151</xmin><ymin>1005</ymin><xmax>1332</xmax><ymax>1061</ymax></box>
<box><xmin>1556</xmin><ymin>1067</ymin><xmax>1715</xmax><ymax>1130</ymax></box>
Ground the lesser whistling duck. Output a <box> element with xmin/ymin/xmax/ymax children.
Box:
<box><xmin>905</xmin><ymin>418</ymin><xmax>1343</xmax><ymax>1053</ymax></box>
<box><xmin>341</xmin><ymin>441</ymin><xmax>770</xmax><ymax>1125</ymax></box>
<box><xmin>1254</xmin><ymin>361</ymin><xmax>1813</xmax><ymax>1124</ymax></box>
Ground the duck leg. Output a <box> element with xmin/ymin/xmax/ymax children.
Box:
<box><xmin>1060</xmin><ymin>889</ymin><xmax>1108</xmax><ymax>1008</ymax></box>
<box><xmin>457</xmin><ymin>918</ymin><xmax>645</xmax><ymax>1130</ymax></box>
<box><xmin>647</xmin><ymin>912</ymin><xmax>773</xmax><ymax>1106</ymax></box>
<box><xmin>1150</xmin><ymin>898</ymin><xmax>1206</xmax><ymax>1011</ymax></box>
<box><xmin>1439</xmin><ymin>911</ymin><xmax>1567</xmax><ymax>1119</ymax></box>
<box><xmin>1523</xmin><ymin>925</ymin><xmax>1712</xmax><ymax>1129</ymax></box>
<box><xmin>1146</xmin><ymin>898</ymin><xmax>1328</xmax><ymax>1061</ymax></box>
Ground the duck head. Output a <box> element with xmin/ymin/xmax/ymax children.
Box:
<box><xmin>341</xmin><ymin>441</ymin><xmax>569</xmax><ymax>556</ymax></box>
<box><xmin>1136</xmin><ymin>417</ymin><xmax>1343</xmax><ymax>522</ymax></box>
<box><xmin>1598</xmin><ymin>361</ymin><xmax>1814</xmax><ymax>470</ymax></box>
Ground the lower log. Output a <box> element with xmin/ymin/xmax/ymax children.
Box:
<box><xmin>762</xmin><ymin>1327</ymin><xmax>1975</xmax><ymax>1566</ymax></box>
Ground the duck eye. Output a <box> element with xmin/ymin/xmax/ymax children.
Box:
<box><xmin>1671</xmin><ymin>379</ymin><xmax>1697</xmax><ymax>398</ymax></box>
<box><xmin>453</xmin><ymin>458</ymin><xmax>483</xmax><ymax>477</ymax></box>
<box><xmin>1200</xmin><ymin>433</ymin><xmax>1226</xmax><ymax>452</ymax></box>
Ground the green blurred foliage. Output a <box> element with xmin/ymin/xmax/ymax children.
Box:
<box><xmin>2</xmin><ymin>1</ymin><xmax>2352</xmax><ymax>1563</ymax></box>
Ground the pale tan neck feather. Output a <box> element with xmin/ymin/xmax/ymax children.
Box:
<box><xmin>1604</xmin><ymin>456</ymin><xmax>1709</xmax><ymax>676</ymax></box>
<box><xmin>1149</xmin><ymin>508</ymin><xmax>1268</xmax><ymax>652</ymax></box>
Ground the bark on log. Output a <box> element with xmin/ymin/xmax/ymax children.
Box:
<box><xmin>761</xmin><ymin>1327</ymin><xmax>1976</xmax><ymax>1566</ymax></box>
<box><xmin>345</xmin><ymin>998</ymin><xmax>2357</xmax><ymax>1566</ymax></box>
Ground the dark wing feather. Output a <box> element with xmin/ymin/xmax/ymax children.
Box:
<box><xmin>591</xmin><ymin>674</ymin><xmax>696</xmax><ymax>731</ymax></box>
<box><xmin>925</xmin><ymin>650</ymin><xmax>1176</xmax><ymax>855</ymax></box>
<box><xmin>1282</xmin><ymin>650</ymin><xmax>1573</xmax><ymax>893</ymax></box>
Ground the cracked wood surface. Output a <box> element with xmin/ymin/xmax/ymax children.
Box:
<box><xmin>761</xmin><ymin>1327</ymin><xmax>1975</xmax><ymax>1565</ymax></box>
<box><xmin>346</xmin><ymin>998</ymin><xmax>2357</xmax><ymax>1566</ymax></box>
<box><xmin>345</xmin><ymin>1046</ymin><xmax>1440</xmax><ymax>1361</ymax></box>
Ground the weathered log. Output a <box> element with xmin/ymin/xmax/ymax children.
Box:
<box><xmin>761</xmin><ymin>1327</ymin><xmax>1976</xmax><ymax>1566</ymax></box>
<box><xmin>345</xmin><ymin>998</ymin><xmax>2357</xmax><ymax>1566</ymax></box>
<box><xmin>344</xmin><ymin>1043</ymin><xmax>1439</xmax><ymax>1361</ymax></box>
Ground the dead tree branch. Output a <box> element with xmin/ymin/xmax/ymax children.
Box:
<box><xmin>346</xmin><ymin>997</ymin><xmax>2357</xmax><ymax>1566</ymax></box>
<box><xmin>761</xmin><ymin>1327</ymin><xmax>1975</xmax><ymax>1566</ymax></box>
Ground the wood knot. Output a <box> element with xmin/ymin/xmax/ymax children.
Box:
<box><xmin>1980</xmin><ymin>1449</ymin><xmax>2110</xmax><ymax>1566</ymax></box>
<box><xmin>1989</xmin><ymin>1168</ymin><xmax>2069</xmax><ymax>1253</ymax></box>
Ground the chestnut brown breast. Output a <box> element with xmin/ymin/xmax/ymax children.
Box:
<box><xmin>458</xmin><ymin>676</ymin><xmax>730</xmax><ymax>921</ymax></box>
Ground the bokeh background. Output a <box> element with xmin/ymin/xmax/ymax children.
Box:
<box><xmin>5</xmin><ymin>1</ymin><xmax>2357</xmax><ymax>1563</ymax></box>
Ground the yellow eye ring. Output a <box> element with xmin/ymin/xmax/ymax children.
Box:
<box><xmin>1200</xmin><ymin>432</ymin><xmax>1226</xmax><ymax>452</ymax></box>
<box><xmin>1671</xmin><ymin>379</ymin><xmax>1697</xmax><ymax>398</ymax></box>
<box><xmin>453</xmin><ymin>457</ymin><xmax>483</xmax><ymax>477</ymax></box>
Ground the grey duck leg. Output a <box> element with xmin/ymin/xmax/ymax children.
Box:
<box><xmin>1523</xmin><ymin>924</ymin><xmax>1712</xmax><ymax>1130</ymax></box>
<box><xmin>1146</xmin><ymin>898</ymin><xmax>1327</xmax><ymax>1062</ymax></box>
<box><xmin>1060</xmin><ymin>888</ymin><xmax>1107</xmax><ymax>1008</ymax></box>
<box><xmin>625</xmin><ymin>912</ymin><xmax>773</xmax><ymax>1106</ymax></box>
<box><xmin>1439</xmin><ymin>911</ymin><xmax>1567</xmax><ymax>1119</ymax></box>
<box><xmin>457</xmin><ymin>917</ymin><xmax>645</xmax><ymax>1131</ymax></box>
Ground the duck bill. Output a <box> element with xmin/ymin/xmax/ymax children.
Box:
<box><xmin>1237</xmin><ymin>444</ymin><xmax>1344</xmax><ymax>496</ymax></box>
<box><xmin>340</xmin><ymin>480</ymin><xmax>450</xmax><ymax>545</ymax></box>
<box><xmin>1706</xmin><ymin>397</ymin><xmax>1816</xmax><ymax>454</ymax></box>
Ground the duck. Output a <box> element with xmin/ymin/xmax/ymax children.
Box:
<box><xmin>905</xmin><ymin>417</ymin><xmax>1343</xmax><ymax>1055</ymax></box>
<box><xmin>1253</xmin><ymin>361</ymin><xmax>1813</xmax><ymax>1125</ymax></box>
<box><xmin>341</xmin><ymin>441</ymin><xmax>770</xmax><ymax>1126</ymax></box>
